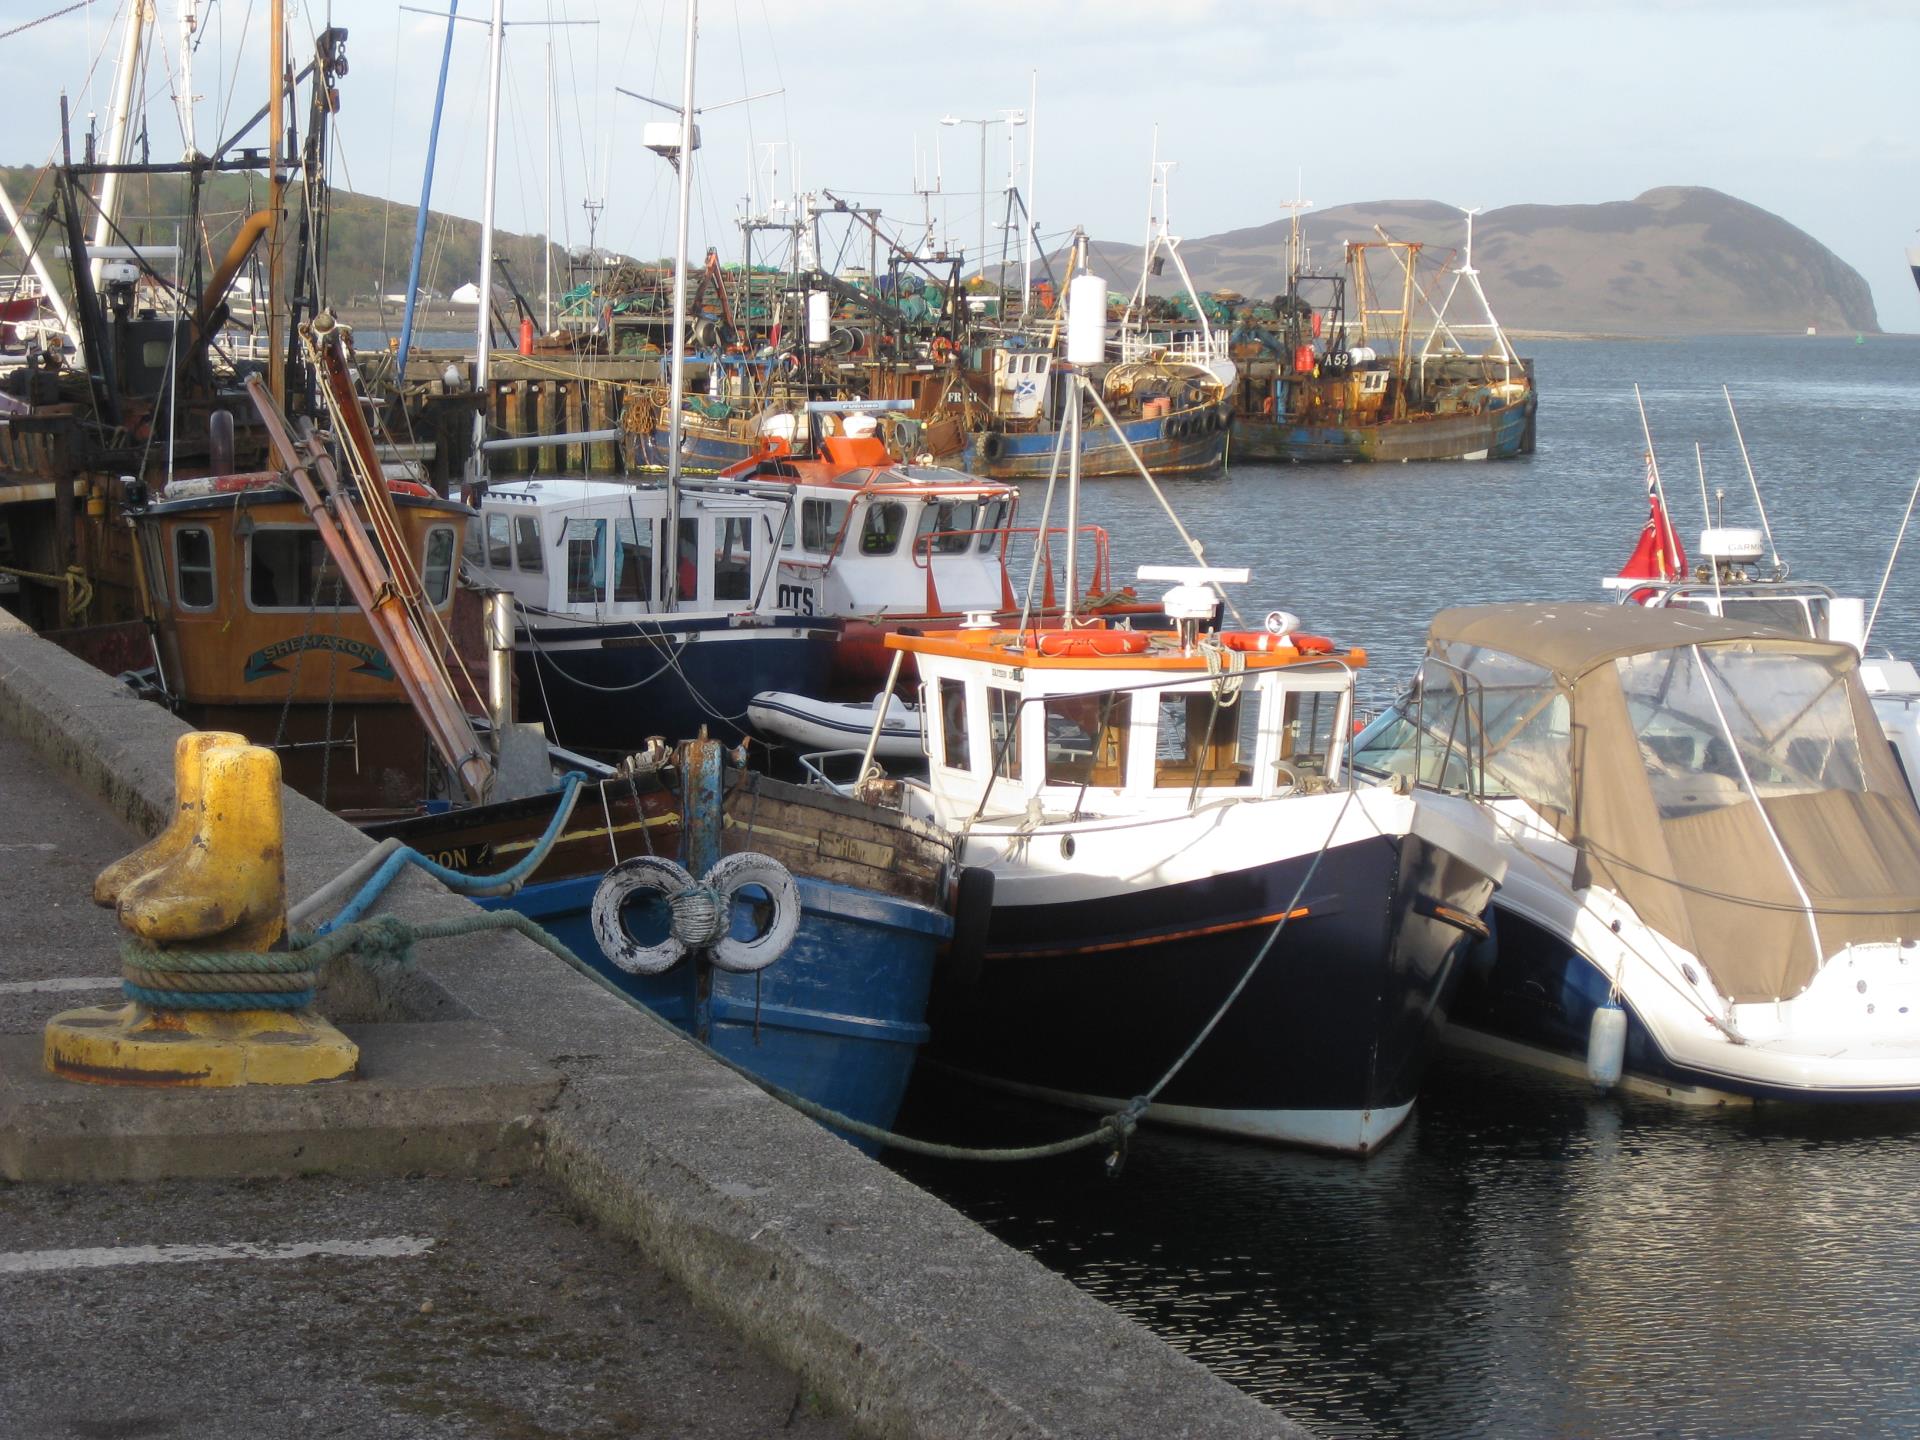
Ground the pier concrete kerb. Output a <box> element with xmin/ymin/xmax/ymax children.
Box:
<box><xmin>0</xmin><ymin>622</ymin><xmax>1309</xmax><ymax>1440</ymax></box>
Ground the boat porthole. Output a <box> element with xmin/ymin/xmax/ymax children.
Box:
<box><xmin>1682</xmin><ymin>963</ymin><xmax>1698</xmax><ymax>985</ymax></box>
<box><xmin>1060</xmin><ymin>834</ymin><xmax>1075</xmax><ymax>859</ymax></box>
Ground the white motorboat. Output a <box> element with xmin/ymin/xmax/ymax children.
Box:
<box><xmin>1355</xmin><ymin>602</ymin><xmax>1920</xmax><ymax>1105</ymax></box>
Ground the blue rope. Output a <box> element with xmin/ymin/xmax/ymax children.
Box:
<box><xmin>121</xmin><ymin>982</ymin><xmax>316</xmax><ymax>1011</ymax></box>
<box><xmin>312</xmin><ymin>771</ymin><xmax>589</xmax><ymax>936</ymax></box>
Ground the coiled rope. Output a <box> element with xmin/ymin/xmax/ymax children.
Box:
<box><xmin>0</xmin><ymin>561</ymin><xmax>93</xmax><ymax>619</ymax></box>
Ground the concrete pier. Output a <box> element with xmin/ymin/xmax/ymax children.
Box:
<box><xmin>0</xmin><ymin>609</ymin><xmax>1309</xmax><ymax>1439</ymax></box>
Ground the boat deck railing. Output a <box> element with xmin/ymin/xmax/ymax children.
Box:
<box><xmin>1113</xmin><ymin>330</ymin><xmax>1232</xmax><ymax>369</ymax></box>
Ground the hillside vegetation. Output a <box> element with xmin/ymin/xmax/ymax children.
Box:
<box><xmin>4</xmin><ymin>169</ymin><xmax>1877</xmax><ymax>336</ymax></box>
<box><xmin>0</xmin><ymin>163</ymin><xmax>563</xmax><ymax>312</ymax></box>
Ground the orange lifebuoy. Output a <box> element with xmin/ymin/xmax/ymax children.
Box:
<box><xmin>931</xmin><ymin>337</ymin><xmax>958</xmax><ymax>363</ymax></box>
<box><xmin>1220</xmin><ymin>631</ymin><xmax>1288</xmax><ymax>653</ymax></box>
<box><xmin>1032</xmin><ymin>629</ymin><xmax>1151</xmax><ymax>658</ymax></box>
<box><xmin>1220</xmin><ymin>630</ymin><xmax>1335</xmax><ymax>655</ymax></box>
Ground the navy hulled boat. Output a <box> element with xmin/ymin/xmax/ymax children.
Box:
<box><xmin>877</xmin><ymin>569</ymin><xmax>1506</xmax><ymax>1153</ymax></box>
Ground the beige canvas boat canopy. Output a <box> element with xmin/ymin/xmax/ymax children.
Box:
<box><xmin>1423</xmin><ymin>603</ymin><xmax>1920</xmax><ymax>1004</ymax></box>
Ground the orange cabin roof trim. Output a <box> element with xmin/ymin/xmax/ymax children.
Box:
<box><xmin>884</xmin><ymin>627</ymin><xmax>1367</xmax><ymax>672</ymax></box>
<box><xmin>818</xmin><ymin>435</ymin><xmax>894</xmax><ymax>469</ymax></box>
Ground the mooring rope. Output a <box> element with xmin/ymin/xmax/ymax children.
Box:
<box><xmin>119</xmin><ymin>910</ymin><xmax>1137</xmax><ymax>1164</ymax></box>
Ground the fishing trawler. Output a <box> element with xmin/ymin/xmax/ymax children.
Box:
<box><xmin>1228</xmin><ymin>217</ymin><xmax>1535</xmax><ymax>464</ymax></box>
<box><xmin>712</xmin><ymin>416</ymin><xmax>1161</xmax><ymax>688</ymax></box>
<box><xmin>461</xmin><ymin>474</ymin><xmax>841</xmax><ymax>753</ymax></box>
<box><xmin>866</xmin><ymin>569</ymin><xmax>1506</xmax><ymax>1153</ymax></box>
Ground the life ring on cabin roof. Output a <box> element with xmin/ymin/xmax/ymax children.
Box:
<box><xmin>1220</xmin><ymin>630</ymin><xmax>1335</xmax><ymax>655</ymax></box>
<box><xmin>1033</xmin><ymin>629</ymin><xmax>1151</xmax><ymax>658</ymax></box>
<box><xmin>931</xmin><ymin>336</ymin><xmax>957</xmax><ymax>362</ymax></box>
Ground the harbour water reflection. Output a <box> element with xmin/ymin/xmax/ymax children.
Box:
<box><xmin>890</xmin><ymin>334</ymin><xmax>1920</xmax><ymax>1438</ymax></box>
<box><xmin>894</xmin><ymin>1058</ymin><xmax>1920</xmax><ymax>1438</ymax></box>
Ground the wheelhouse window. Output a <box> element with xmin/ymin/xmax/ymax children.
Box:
<box><xmin>916</xmin><ymin>498</ymin><xmax>979</xmax><ymax>555</ymax></box>
<box><xmin>1154</xmin><ymin>688</ymin><xmax>1252</xmax><ymax>788</ymax></box>
<box><xmin>859</xmin><ymin>500</ymin><xmax>907</xmax><ymax>556</ymax></box>
<box><xmin>714</xmin><ymin>516</ymin><xmax>753</xmax><ymax>602</ymax></box>
<box><xmin>676</xmin><ymin>519</ymin><xmax>699</xmax><ymax>601</ymax></box>
<box><xmin>248</xmin><ymin>528</ymin><xmax>352</xmax><ymax>610</ymax></box>
<box><xmin>800</xmin><ymin>498</ymin><xmax>849</xmax><ymax>553</ymax></box>
<box><xmin>977</xmin><ymin>498</ymin><xmax>1010</xmax><ymax>553</ymax></box>
<box><xmin>614</xmin><ymin>518</ymin><xmax>653</xmax><ymax>603</ymax></box>
<box><xmin>173</xmin><ymin>527</ymin><xmax>216</xmax><ymax>609</ymax></box>
<box><xmin>486</xmin><ymin>513</ymin><xmax>512</xmax><ymax>569</ymax></box>
<box><xmin>1044</xmin><ymin>691</ymin><xmax>1130</xmax><ymax>788</ymax></box>
<box><xmin>564</xmin><ymin>518</ymin><xmax>607</xmax><ymax>604</ymax></box>
<box><xmin>421</xmin><ymin>527</ymin><xmax>457</xmax><ymax>606</ymax></box>
<box><xmin>988</xmin><ymin>687</ymin><xmax>1022</xmax><ymax>780</ymax></box>
<box><xmin>940</xmin><ymin>678</ymin><xmax>972</xmax><ymax>771</ymax></box>
<box><xmin>1280</xmin><ymin>690</ymin><xmax>1343</xmax><ymax>779</ymax></box>
<box><xmin>514</xmin><ymin>515</ymin><xmax>543</xmax><ymax>572</ymax></box>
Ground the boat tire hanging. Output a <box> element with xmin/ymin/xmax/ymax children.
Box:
<box><xmin>591</xmin><ymin>855</ymin><xmax>698</xmax><ymax>976</ymax></box>
<box><xmin>705</xmin><ymin>852</ymin><xmax>801</xmax><ymax>974</ymax></box>
<box><xmin>980</xmin><ymin>431</ymin><xmax>1005</xmax><ymax>462</ymax></box>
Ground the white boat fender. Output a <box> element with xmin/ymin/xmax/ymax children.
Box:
<box><xmin>592</xmin><ymin>851</ymin><xmax>801</xmax><ymax>975</ymax></box>
<box><xmin>593</xmin><ymin>856</ymin><xmax>699</xmax><ymax>976</ymax></box>
<box><xmin>1587</xmin><ymin>998</ymin><xmax>1627</xmax><ymax>1092</ymax></box>
<box><xmin>942</xmin><ymin>865</ymin><xmax>997</xmax><ymax>986</ymax></box>
<box><xmin>704</xmin><ymin>852</ymin><xmax>801</xmax><ymax>975</ymax></box>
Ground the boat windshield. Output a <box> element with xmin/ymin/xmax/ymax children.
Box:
<box><xmin>1669</xmin><ymin>590</ymin><xmax>1826</xmax><ymax>639</ymax></box>
<box><xmin>1352</xmin><ymin>647</ymin><xmax>1566</xmax><ymax>808</ymax></box>
<box><xmin>1617</xmin><ymin>644</ymin><xmax>1864</xmax><ymax>819</ymax></box>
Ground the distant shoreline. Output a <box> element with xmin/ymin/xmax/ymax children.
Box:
<box><xmin>300</xmin><ymin>307</ymin><xmax>1905</xmax><ymax>348</ymax></box>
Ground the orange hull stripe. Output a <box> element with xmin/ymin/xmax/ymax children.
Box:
<box><xmin>991</xmin><ymin>906</ymin><xmax>1310</xmax><ymax>960</ymax></box>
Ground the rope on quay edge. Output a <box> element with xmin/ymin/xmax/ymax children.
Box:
<box><xmin>117</xmin><ymin>782</ymin><xmax>1354</xmax><ymax>1172</ymax></box>
<box><xmin>119</xmin><ymin>911</ymin><xmax>1148</xmax><ymax>1169</ymax></box>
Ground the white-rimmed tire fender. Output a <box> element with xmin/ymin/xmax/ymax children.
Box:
<box><xmin>591</xmin><ymin>856</ymin><xmax>696</xmax><ymax>976</ymax></box>
<box><xmin>706</xmin><ymin>852</ymin><xmax>801</xmax><ymax>975</ymax></box>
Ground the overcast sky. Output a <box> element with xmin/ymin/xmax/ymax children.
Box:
<box><xmin>5</xmin><ymin>0</ymin><xmax>1917</xmax><ymax>327</ymax></box>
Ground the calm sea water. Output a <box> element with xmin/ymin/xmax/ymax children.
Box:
<box><xmin>888</xmin><ymin>335</ymin><xmax>1920</xmax><ymax>1440</ymax></box>
<box><xmin>1078</xmin><ymin>334</ymin><xmax>1920</xmax><ymax>709</ymax></box>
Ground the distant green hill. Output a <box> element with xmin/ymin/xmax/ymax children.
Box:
<box><xmin>0</xmin><ymin>163</ymin><xmax>571</xmax><ymax>313</ymax></box>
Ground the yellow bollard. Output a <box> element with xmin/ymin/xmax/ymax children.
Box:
<box><xmin>45</xmin><ymin>734</ymin><xmax>359</xmax><ymax>1087</ymax></box>
<box><xmin>92</xmin><ymin>730</ymin><xmax>247</xmax><ymax>908</ymax></box>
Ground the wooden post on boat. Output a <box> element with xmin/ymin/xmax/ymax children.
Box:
<box><xmin>681</xmin><ymin>735</ymin><xmax>723</xmax><ymax>1043</ymax></box>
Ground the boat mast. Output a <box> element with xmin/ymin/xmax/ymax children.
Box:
<box><xmin>176</xmin><ymin>0</ymin><xmax>199</xmax><ymax>158</ymax></box>
<box><xmin>395</xmin><ymin>0</ymin><xmax>460</xmax><ymax>386</ymax></box>
<box><xmin>663</xmin><ymin>0</ymin><xmax>699</xmax><ymax>605</ymax></box>
<box><xmin>470</xmin><ymin>0</ymin><xmax>508</xmax><ymax>486</ymax></box>
<box><xmin>91</xmin><ymin>1</ymin><xmax>152</xmax><ymax>292</ymax></box>
<box><xmin>543</xmin><ymin>36</ymin><xmax>554</xmax><ymax>334</ymax></box>
<box><xmin>266</xmin><ymin>0</ymin><xmax>286</xmax><ymax>404</ymax></box>
<box><xmin>1020</xmin><ymin>70</ymin><xmax>1037</xmax><ymax>315</ymax></box>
